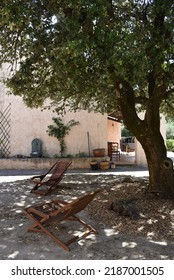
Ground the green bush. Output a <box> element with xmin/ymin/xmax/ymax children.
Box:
<box><xmin>75</xmin><ymin>152</ymin><xmax>87</xmax><ymax>157</ymax></box>
<box><xmin>166</xmin><ymin>139</ymin><xmax>174</xmax><ymax>152</ymax></box>
<box><xmin>121</xmin><ymin>125</ymin><xmax>134</xmax><ymax>137</ymax></box>
<box><xmin>166</xmin><ymin>118</ymin><xmax>174</xmax><ymax>140</ymax></box>
<box><xmin>47</xmin><ymin>117</ymin><xmax>79</xmax><ymax>156</ymax></box>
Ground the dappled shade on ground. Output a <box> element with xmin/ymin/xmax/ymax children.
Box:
<box><xmin>87</xmin><ymin>176</ymin><xmax>174</xmax><ymax>240</ymax></box>
<box><xmin>0</xmin><ymin>172</ymin><xmax>174</xmax><ymax>260</ymax></box>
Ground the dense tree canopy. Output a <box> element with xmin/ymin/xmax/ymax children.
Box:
<box><xmin>0</xmin><ymin>0</ymin><xmax>174</xmax><ymax>195</ymax></box>
<box><xmin>0</xmin><ymin>0</ymin><xmax>173</xmax><ymax>114</ymax></box>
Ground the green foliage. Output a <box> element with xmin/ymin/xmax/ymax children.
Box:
<box><xmin>166</xmin><ymin>118</ymin><xmax>174</xmax><ymax>139</ymax></box>
<box><xmin>121</xmin><ymin>126</ymin><xmax>134</xmax><ymax>137</ymax></box>
<box><xmin>47</xmin><ymin>117</ymin><xmax>79</xmax><ymax>156</ymax></box>
<box><xmin>0</xmin><ymin>0</ymin><xmax>173</xmax><ymax>117</ymax></box>
<box><xmin>66</xmin><ymin>154</ymin><xmax>74</xmax><ymax>158</ymax></box>
<box><xmin>75</xmin><ymin>152</ymin><xmax>87</xmax><ymax>157</ymax></box>
<box><xmin>53</xmin><ymin>154</ymin><xmax>61</xmax><ymax>159</ymax></box>
<box><xmin>166</xmin><ymin>139</ymin><xmax>174</xmax><ymax>152</ymax></box>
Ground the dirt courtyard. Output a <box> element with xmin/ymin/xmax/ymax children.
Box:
<box><xmin>0</xmin><ymin>168</ymin><xmax>174</xmax><ymax>260</ymax></box>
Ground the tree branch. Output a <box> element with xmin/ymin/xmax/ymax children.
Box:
<box><xmin>134</xmin><ymin>96</ymin><xmax>149</xmax><ymax>106</ymax></box>
<box><xmin>107</xmin><ymin>0</ymin><xmax>114</xmax><ymax>19</ymax></box>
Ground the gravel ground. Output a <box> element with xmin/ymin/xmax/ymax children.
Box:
<box><xmin>0</xmin><ymin>171</ymin><xmax>174</xmax><ymax>260</ymax></box>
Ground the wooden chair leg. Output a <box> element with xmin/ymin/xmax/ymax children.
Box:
<box><xmin>24</xmin><ymin>212</ymin><xmax>97</xmax><ymax>251</ymax></box>
<box><xmin>25</xmin><ymin>214</ymin><xmax>70</xmax><ymax>251</ymax></box>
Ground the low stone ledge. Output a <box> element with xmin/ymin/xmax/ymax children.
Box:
<box><xmin>0</xmin><ymin>157</ymin><xmax>110</xmax><ymax>170</ymax></box>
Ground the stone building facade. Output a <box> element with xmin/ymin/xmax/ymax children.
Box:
<box><xmin>0</xmin><ymin>65</ymin><xmax>121</xmax><ymax>159</ymax></box>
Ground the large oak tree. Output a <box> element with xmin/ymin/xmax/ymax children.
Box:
<box><xmin>0</xmin><ymin>0</ymin><xmax>174</xmax><ymax>196</ymax></box>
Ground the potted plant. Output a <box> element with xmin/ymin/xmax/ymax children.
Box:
<box><xmin>93</xmin><ymin>148</ymin><xmax>105</xmax><ymax>157</ymax></box>
<box><xmin>90</xmin><ymin>159</ymin><xmax>99</xmax><ymax>170</ymax></box>
<box><xmin>111</xmin><ymin>162</ymin><xmax>116</xmax><ymax>169</ymax></box>
<box><xmin>99</xmin><ymin>158</ymin><xmax>110</xmax><ymax>171</ymax></box>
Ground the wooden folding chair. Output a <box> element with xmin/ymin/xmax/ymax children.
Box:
<box><xmin>23</xmin><ymin>189</ymin><xmax>101</xmax><ymax>251</ymax></box>
<box><xmin>30</xmin><ymin>161</ymin><xmax>72</xmax><ymax>196</ymax></box>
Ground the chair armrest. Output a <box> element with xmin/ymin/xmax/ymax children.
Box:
<box><xmin>24</xmin><ymin>208</ymin><xmax>49</xmax><ymax>219</ymax></box>
<box><xmin>31</xmin><ymin>174</ymin><xmax>45</xmax><ymax>181</ymax></box>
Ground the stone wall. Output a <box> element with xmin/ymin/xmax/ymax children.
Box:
<box><xmin>0</xmin><ymin>157</ymin><xmax>110</xmax><ymax>170</ymax></box>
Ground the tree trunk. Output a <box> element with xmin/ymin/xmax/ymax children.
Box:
<box><xmin>116</xmin><ymin>79</ymin><xmax>174</xmax><ymax>197</ymax></box>
<box><xmin>148</xmin><ymin>156</ymin><xmax>174</xmax><ymax>196</ymax></box>
<box><xmin>139</xmin><ymin>129</ymin><xmax>174</xmax><ymax>197</ymax></box>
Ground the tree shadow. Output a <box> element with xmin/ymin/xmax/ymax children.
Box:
<box><xmin>0</xmin><ymin>173</ymin><xmax>174</xmax><ymax>260</ymax></box>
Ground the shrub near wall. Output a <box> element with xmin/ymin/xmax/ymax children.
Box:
<box><xmin>166</xmin><ymin>139</ymin><xmax>174</xmax><ymax>152</ymax></box>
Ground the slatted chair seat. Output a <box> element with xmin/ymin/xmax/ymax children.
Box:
<box><xmin>30</xmin><ymin>161</ymin><xmax>72</xmax><ymax>196</ymax></box>
<box><xmin>23</xmin><ymin>189</ymin><xmax>101</xmax><ymax>251</ymax></box>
